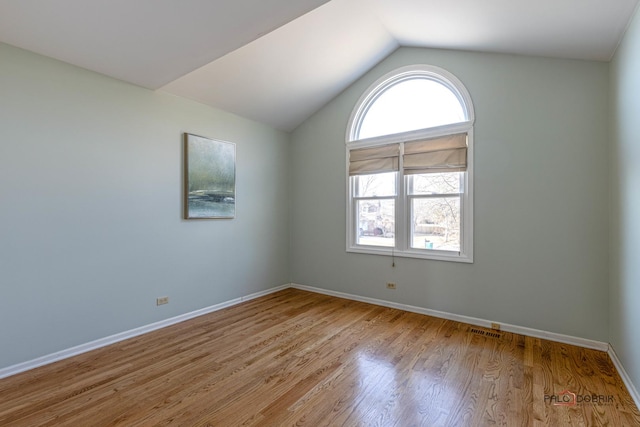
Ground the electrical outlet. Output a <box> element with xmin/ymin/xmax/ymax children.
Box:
<box><xmin>156</xmin><ymin>296</ymin><xmax>169</xmax><ymax>305</ymax></box>
<box><xmin>386</xmin><ymin>282</ymin><xmax>397</xmax><ymax>290</ymax></box>
<box><xmin>491</xmin><ymin>322</ymin><xmax>501</xmax><ymax>330</ymax></box>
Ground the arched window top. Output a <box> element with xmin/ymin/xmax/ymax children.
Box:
<box><xmin>347</xmin><ymin>65</ymin><xmax>474</xmax><ymax>143</ymax></box>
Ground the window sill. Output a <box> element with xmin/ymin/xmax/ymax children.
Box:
<box><xmin>346</xmin><ymin>245</ymin><xmax>473</xmax><ymax>263</ymax></box>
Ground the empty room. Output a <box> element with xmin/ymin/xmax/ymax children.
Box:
<box><xmin>1</xmin><ymin>0</ymin><xmax>640</xmax><ymax>425</ymax></box>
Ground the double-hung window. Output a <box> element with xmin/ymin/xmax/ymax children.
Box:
<box><xmin>346</xmin><ymin>65</ymin><xmax>475</xmax><ymax>262</ymax></box>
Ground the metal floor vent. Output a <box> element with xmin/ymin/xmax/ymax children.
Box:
<box><xmin>470</xmin><ymin>328</ymin><xmax>501</xmax><ymax>339</ymax></box>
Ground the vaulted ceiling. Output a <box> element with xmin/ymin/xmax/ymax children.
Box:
<box><xmin>1</xmin><ymin>0</ymin><xmax>638</xmax><ymax>131</ymax></box>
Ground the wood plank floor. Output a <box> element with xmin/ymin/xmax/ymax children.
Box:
<box><xmin>1</xmin><ymin>288</ymin><xmax>639</xmax><ymax>426</ymax></box>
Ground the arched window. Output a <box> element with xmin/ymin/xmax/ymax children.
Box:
<box><xmin>346</xmin><ymin>65</ymin><xmax>474</xmax><ymax>262</ymax></box>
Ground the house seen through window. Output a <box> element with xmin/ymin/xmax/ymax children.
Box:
<box><xmin>346</xmin><ymin>65</ymin><xmax>475</xmax><ymax>262</ymax></box>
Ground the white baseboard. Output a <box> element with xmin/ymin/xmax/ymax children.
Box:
<box><xmin>608</xmin><ymin>345</ymin><xmax>640</xmax><ymax>410</ymax></box>
<box><xmin>0</xmin><ymin>284</ymin><xmax>290</xmax><ymax>380</ymax></box>
<box><xmin>0</xmin><ymin>282</ymin><xmax>616</xmax><ymax>382</ymax></box>
<box><xmin>290</xmin><ymin>283</ymin><xmax>610</xmax><ymax>352</ymax></box>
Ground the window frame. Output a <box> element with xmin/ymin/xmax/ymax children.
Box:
<box><xmin>345</xmin><ymin>65</ymin><xmax>475</xmax><ymax>263</ymax></box>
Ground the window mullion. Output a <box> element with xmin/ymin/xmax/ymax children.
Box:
<box><xmin>397</xmin><ymin>143</ymin><xmax>407</xmax><ymax>252</ymax></box>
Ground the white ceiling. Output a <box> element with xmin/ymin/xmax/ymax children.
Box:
<box><xmin>1</xmin><ymin>0</ymin><xmax>638</xmax><ymax>131</ymax></box>
<box><xmin>0</xmin><ymin>0</ymin><xmax>331</xmax><ymax>88</ymax></box>
<box><xmin>162</xmin><ymin>0</ymin><xmax>398</xmax><ymax>131</ymax></box>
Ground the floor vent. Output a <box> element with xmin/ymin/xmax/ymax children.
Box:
<box><xmin>470</xmin><ymin>328</ymin><xmax>501</xmax><ymax>339</ymax></box>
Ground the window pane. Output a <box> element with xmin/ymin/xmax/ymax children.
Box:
<box><xmin>354</xmin><ymin>172</ymin><xmax>397</xmax><ymax>197</ymax></box>
<box><xmin>358</xmin><ymin>78</ymin><xmax>466</xmax><ymax>140</ymax></box>
<box><xmin>409</xmin><ymin>172</ymin><xmax>461</xmax><ymax>195</ymax></box>
<box><xmin>357</xmin><ymin>199</ymin><xmax>395</xmax><ymax>247</ymax></box>
<box><xmin>411</xmin><ymin>197</ymin><xmax>460</xmax><ymax>251</ymax></box>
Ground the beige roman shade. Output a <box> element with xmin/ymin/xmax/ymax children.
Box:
<box><xmin>349</xmin><ymin>143</ymin><xmax>400</xmax><ymax>176</ymax></box>
<box><xmin>403</xmin><ymin>133</ymin><xmax>467</xmax><ymax>175</ymax></box>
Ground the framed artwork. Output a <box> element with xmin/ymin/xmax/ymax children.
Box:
<box><xmin>184</xmin><ymin>133</ymin><xmax>236</xmax><ymax>219</ymax></box>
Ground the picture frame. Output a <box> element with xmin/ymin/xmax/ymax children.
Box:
<box><xmin>184</xmin><ymin>133</ymin><xmax>236</xmax><ymax>219</ymax></box>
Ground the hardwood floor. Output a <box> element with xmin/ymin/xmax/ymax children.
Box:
<box><xmin>1</xmin><ymin>288</ymin><xmax>639</xmax><ymax>426</ymax></box>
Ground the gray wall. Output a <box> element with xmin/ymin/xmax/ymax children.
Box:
<box><xmin>610</xmin><ymin>6</ymin><xmax>640</xmax><ymax>395</ymax></box>
<box><xmin>0</xmin><ymin>43</ymin><xmax>291</xmax><ymax>369</ymax></box>
<box><xmin>291</xmin><ymin>47</ymin><xmax>610</xmax><ymax>342</ymax></box>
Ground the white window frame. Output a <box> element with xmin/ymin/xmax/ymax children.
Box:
<box><xmin>346</xmin><ymin>65</ymin><xmax>475</xmax><ymax>263</ymax></box>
